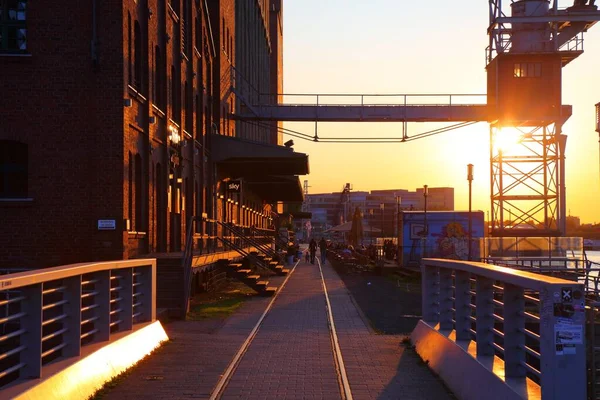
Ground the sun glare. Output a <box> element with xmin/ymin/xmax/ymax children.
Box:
<box><xmin>493</xmin><ymin>127</ymin><xmax>524</xmax><ymax>153</ymax></box>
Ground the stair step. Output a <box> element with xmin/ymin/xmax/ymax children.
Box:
<box><xmin>281</xmin><ymin>269</ymin><xmax>290</xmax><ymax>274</ymax></box>
<box><xmin>274</xmin><ymin>265</ymin><xmax>284</xmax><ymax>270</ymax></box>
<box><xmin>238</xmin><ymin>269</ymin><xmax>252</xmax><ymax>274</ymax></box>
<box><xmin>247</xmin><ymin>275</ymin><xmax>261</xmax><ymax>280</ymax></box>
<box><xmin>256</xmin><ymin>280</ymin><xmax>269</xmax><ymax>286</ymax></box>
<box><xmin>269</xmin><ymin>261</ymin><xmax>279</xmax><ymax>266</ymax></box>
<box><xmin>265</xmin><ymin>286</ymin><xmax>277</xmax><ymax>293</ymax></box>
<box><xmin>229</xmin><ymin>263</ymin><xmax>243</xmax><ymax>268</ymax></box>
<box><xmin>263</xmin><ymin>257</ymin><xmax>273</xmax><ymax>262</ymax></box>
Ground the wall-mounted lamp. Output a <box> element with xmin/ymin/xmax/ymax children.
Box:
<box><xmin>168</xmin><ymin>124</ymin><xmax>181</xmax><ymax>145</ymax></box>
<box><xmin>219</xmin><ymin>194</ymin><xmax>224</xmax><ymax>199</ymax></box>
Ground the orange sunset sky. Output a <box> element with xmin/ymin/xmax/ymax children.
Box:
<box><xmin>282</xmin><ymin>0</ymin><xmax>600</xmax><ymax>223</ymax></box>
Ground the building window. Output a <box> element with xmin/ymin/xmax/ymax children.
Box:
<box><xmin>171</xmin><ymin>65</ymin><xmax>179</xmax><ymax>121</ymax></box>
<box><xmin>134</xmin><ymin>21</ymin><xmax>142</xmax><ymax>90</ymax></box>
<box><xmin>0</xmin><ymin>140</ymin><xmax>27</xmax><ymax>198</ymax></box>
<box><xmin>155</xmin><ymin>46</ymin><xmax>164</xmax><ymax>109</ymax></box>
<box><xmin>0</xmin><ymin>0</ymin><xmax>27</xmax><ymax>53</ymax></box>
<box><xmin>135</xmin><ymin>153</ymin><xmax>143</xmax><ymax>231</ymax></box>
<box><xmin>514</xmin><ymin>62</ymin><xmax>542</xmax><ymax>78</ymax></box>
<box><xmin>128</xmin><ymin>151</ymin><xmax>133</xmax><ymax>226</ymax></box>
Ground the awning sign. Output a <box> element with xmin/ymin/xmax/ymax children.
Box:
<box><xmin>227</xmin><ymin>180</ymin><xmax>242</xmax><ymax>193</ymax></box>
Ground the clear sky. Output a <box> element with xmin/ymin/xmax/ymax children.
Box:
<box><xmin>282</xmin><ymin>0</ymin><xmax>600</xmax><ymax>223</ymax></box>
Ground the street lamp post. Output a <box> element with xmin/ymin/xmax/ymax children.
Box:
<box><xmin>423</xmin><ymin>185</ymin><xmax>428</xmax><ymax>257</ymax></box>
<box><xmin>467</xmin><ymin>164</ymin><xmax>474</xmax><ymax>261</ymax></box>
<box><xmin>369</xmin><ymin>209</ymin><xmax>374</xmax><ymax>245</ymax></box>
<box><xmin>396</xmin><ymin>196</ymin><xmax>401</xmax><ymax>265</ymax></box>
<box><xmin>380</xmin><ymin>203</ymin><xmax>385</xmax><ymax>246</ymax></box>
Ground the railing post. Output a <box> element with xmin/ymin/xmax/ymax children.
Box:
<box><xmin>503</xmin><ymin>284</ymin><xmax>525</xmax><ymax>378</ymax></box>
<box><xmin>421</xmin><ymin>263</ymin><xmax>439</xmax><ymax>324</ymax></box>
<box><xmin>63</xmin><ymin>276</ymin><xmax>82</xmax><ymax>358</ymax></box>
<box><xmin>121</xmin><ymin>268</ymin><xmax>133</xmax><ymax>331</ymax></box>
<box><xmin>93</xmin><ymin>270</ymin><xmax>111</xmax><ymax>342</ymax></box>
<box><xmin>21</xmin><ymin>284</ymin><xmax>42</xmax><ymax>378</ymax></box>
<box><xmin>139</xmin><ymin>263</ymin><xmax>156</xmax><ymax>322</ymax></box>
<box><xmin>476</xmin><ymin>276</ymin><xmax>495</xmax><ymax>357</ymax></box>
<box><xmin>540</xmin><ymin>283</ymin><xmax>586</xmax><ymax>399</ymax></box>
<box><xmin>439</xmin><ymin>268</ymin><xmax>453</xmax><ymax>331</ymax></box>
<box><xmin>455</xmin><ymin>271</ymin><xmax>471</xmax><ymax>341</ymax></box>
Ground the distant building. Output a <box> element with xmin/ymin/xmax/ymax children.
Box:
<box><xmin>305</xmin><ymin>187</ymin><xmax>454</xmax><ymax>238</ymax></box>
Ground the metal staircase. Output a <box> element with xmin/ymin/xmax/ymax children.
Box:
<box><xmin>216</xmin><ymin>221</ymin><xmax>288</xmax><ymax>276</ymax></box>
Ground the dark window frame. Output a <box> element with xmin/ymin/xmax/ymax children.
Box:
<box><xmin>0</xmin><ymin>0</ymin><xmax>28</xmax><ymax>54</ymax></box>
<box><xmin>513</xmin><ymin>62</ymin><xmax>542</xmax><ymax>78</ymax></box>
<box><xmin>0</xmin><ymin>140</ymin><xmax>28</xmax><ymax>198</ymax></box>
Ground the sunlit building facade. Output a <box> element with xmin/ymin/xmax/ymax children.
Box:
<box><xmin>0</xmin><ymin>0</ymin><xmax>305</xmax><ymax>269</ymax></box>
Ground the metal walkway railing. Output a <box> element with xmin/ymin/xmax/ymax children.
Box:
<box><xmin>418</xmin><ymin>258</ymin><xmax>586</xmax><ymax>399</ymax></box>
<box><xmin>0</xmin><ymin>259</ymin><xmax>156</xmax><ymax>389</ymax></box>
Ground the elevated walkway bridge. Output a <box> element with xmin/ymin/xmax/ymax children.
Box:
<box><xmin>233</xmin><ymin>93</ymin><xmax>490</xmax><ymax>123</ymax></box>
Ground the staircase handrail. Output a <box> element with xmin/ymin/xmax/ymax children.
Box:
<box><xmin>253</xmin><ymin>226</ymin><xmax>288</xmax><ymax>250</ymax></box>
<box><xmin>220</xmin><ymin>222</ymin><xmax>276</xmax><ymax>258</ymax></box>
<box><xmin>214</xmin><ymin>221</ymin><xmax>277</xmax><ymax>269</ymax></box>
<box><xmin>182</xmin><ymin>215</ymin><xmax>203</xmax><ymax>317</ymax></box>
<box><xmin>216</xmin><ymin>236</ymin><xmax>273</xmax><ymax>274</ymax></box>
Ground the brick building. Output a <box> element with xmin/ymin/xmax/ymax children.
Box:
<box><xmin>0</xmin><ymin>0</ymin><xmax>306</xmax><ymax>269</ymax></box>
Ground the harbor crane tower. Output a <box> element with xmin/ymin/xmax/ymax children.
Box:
<box><xmin>486</xmin><ymin>0</ymin><xmax>600</xmax><ymax>237</ymax></box>
<box><xmin>231</xmin><ymin>0</ymin><xmax>600</xmax><ymax>238</ymax></box>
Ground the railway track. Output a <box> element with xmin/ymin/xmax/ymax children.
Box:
<box><xmin>209</xmin><ymin>255</ymin><xmax>353</xmax><ymax>400</ymax></box>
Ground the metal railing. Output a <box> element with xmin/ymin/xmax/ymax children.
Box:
<box><xmin>224</xmin><ymin>223</ymin><xmax>276</xmax><ymax>258</ymax></box>
<box><xmin>483</xmin><ymin>256</ymin><xmax>600</xmax><ymax>297</ymax></box>
<box><xmin>181</xmin><ymin>217</ymin><xmax>278</xmax><ymax>316</ymax></box>
<box><xmin>0</xmin><ymin>259</ymin><xmax>156</xmax><ymax>388</ymax></box>
<box><xmin>421</xmin><ymin>258</ymin><xmax>586</xmax><ymax>399</ymax></box>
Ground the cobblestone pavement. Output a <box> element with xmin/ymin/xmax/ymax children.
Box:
<box><xmin>100</xmin><ymin>257</ymin><xmax>453</xmax><ymax>400</ymax></box>
<box><xmin>220</xmin><ymin>260</ymin><xmax>340</xmax><ymax>400</ymax></box>
<box><xmin>321</xmin><ymin>260</ymin><xmax>454</xmax><ymax>400</ymax></box>
<box><xmin>100</xmin><ymin>285</ymin><xmax>277</xmax><ymax>399</ymax></box>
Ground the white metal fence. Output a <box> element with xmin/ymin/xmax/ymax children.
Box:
<box><xmin>421</xmin><ymin>258</ymin><xmax>586</xmax><ymax>399</ymax></box>
<box><xmin>0</xmin><ymin>259</ymin><xmax>156</xmax><ymax>388</ymax></box>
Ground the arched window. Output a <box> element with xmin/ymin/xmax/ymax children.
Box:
<box><xmin>134</xmin><ymin>21</ymin><xmax>142</xmax><ymax>89</ymax></box>
<box><xmin>171</xmin><ymin>65</ymin><xmax>179</xmax><ymax>121</ymax></box>
<box><xmin>127</xmin><ymin>13</ymin><xmax>132</xmax><ymax>84</ymax></box>
<box><xmin>156</xmin><ymin>163</ymin><xmax>165</xmax><ymax>252</ymax></box>
<box><xmin>0</xmin><ymin>140</ymin><xmax>28</xmax><ymax>198</ymax></box>
<box><xmin>135</xmin><ymin>153</ymin><xmax>143</xmax><ymax>231</ymax></box>
<box><xmin>155</xmin><ymin>46</ymin><xmax>162</xmax><ymax>107</ymax></box>
<box><xmin>128</xmin><ymin>151</ymin><xmax>133</xmax><ymax>228</ymax></box>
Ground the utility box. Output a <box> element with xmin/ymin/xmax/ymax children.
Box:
<box><xmin>487</xmin><ymin>52</ymin><xmax>564</xmax><ymax>124</ymax></box>
<box><xmin>399</xmin><ymin>211</ymin><xmax>485</xmax><ymax>267</ymax></box>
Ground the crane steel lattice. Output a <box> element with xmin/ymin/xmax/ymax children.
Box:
<box><xmin>228</xmin><ymin>0</ymin><xmax>600</xmax><ymax>237</ymax></box>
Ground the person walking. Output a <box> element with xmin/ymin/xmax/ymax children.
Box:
<box><xmin>319</xmin><ymin>238</ymin><xmax>328</xmax><ymax>264</ymax></box>
<box><xmin>309</xmin><ymin>238</ymin><xmax>317</xmax><ymax>264</ymax></box>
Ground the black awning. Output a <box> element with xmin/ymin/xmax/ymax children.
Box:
<box><xmin>211</xmin><ymin>134</ymin><xmax>309</xmax><ymax>178</ymax></box>
<box><xmin>245</xmin><ymin>175</ymin><xmax>304</xmax><ymax>202</ymax></box>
